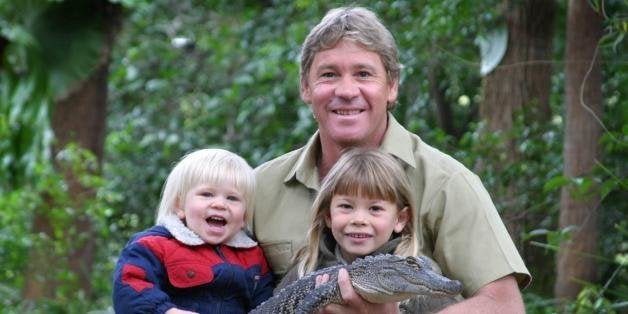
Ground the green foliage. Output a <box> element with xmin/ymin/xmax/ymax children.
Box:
<box><xmin>568</xmin><ymin>285</ymin><xmax>619</xmax><ymax>313</ymax></box>
<box><xmin>595</xmin><ymin>0</ymin><xmax>628</xmax><ymax>53</ymax></box>
<box><xmin>0</xmin><ymin>144</ymin><xmax>120</xmax><ymax>312</ymax></box>
<box><xmin>1</xmin><ymin>1</ymin><xmax>122</xmax><ymax>307</ymax></box>
<box><xmin>453</xmin><ymin>73</ymin><xmax>627</xmax><ymax>312</ymax></box>
<box><xmin>29</xmin><ymin>0</ymin><xmax>105</xmax><ymax>96</ymax></box>
<box><xmin>1</xmin><ymin>0</ymin><xmax>626</xmax><ymax>312</ymax></box>
<box><xmin>0</xmin><ymin>0</ymin><xmax>111</xmax><ymax>191</ymax></box>
<box><xmin>106</xmin><ymin>0</ymin><xmax>322</xmax><ymax>223</ymax></box>
<box><xmin>386</xmin><ymin>0</ymin><xmax>502</xmax><ymax>139</ymax></box>
<box><xmin>104</xmin><ymin>2</ymin><xmax>627</xmax><ymax>313</ymax></box>
<box><xmin>0</xmin><ymin>4</ymin><xmax>53</xmax><ymax>189</ymax></box>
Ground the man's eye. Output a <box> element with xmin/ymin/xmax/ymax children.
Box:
<box><xmin>321</xmin><ymin>72</ymin><xmax>336</xmax><ymax>78</ymax></box>
<box><xmin>357</xmin><ymin>71</ymin><xmax>371</xmax><ymax>77</ymax></box>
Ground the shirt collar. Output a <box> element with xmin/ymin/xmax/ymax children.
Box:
<box><xmin>380</xmin><ymin>112</ymin><xmax>417</xmax><ymax>169</ymax></box>
<box><xmin>284</xmin><ymin>131</ymin><xmax>321</xmax><ymax>190</ymax></box>
<box><xmin>284</xmin><ymin>113</ymin><xmax>417</xmax><ymax>188</ymax></box>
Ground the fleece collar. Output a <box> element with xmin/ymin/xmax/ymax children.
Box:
<box><xmin>157</xmin><ymin>214</ymin><xmax>257</xmax><ymax>248</ymax></box>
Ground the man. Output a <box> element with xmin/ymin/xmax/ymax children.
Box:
<box><xmin>250</xmin><ymin>6</ymin><xmax>531</xmax><ymax>313</ymax></box>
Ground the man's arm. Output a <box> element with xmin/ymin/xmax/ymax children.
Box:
<box><xmin>321</xmin><ymin>271</ymin><xmax>524</xmax><ymax>314</ymax></box>
<box><xmin>437</xmin><ymin>275</ymin><xmax>524</xmax><ymax>314</ymax></box>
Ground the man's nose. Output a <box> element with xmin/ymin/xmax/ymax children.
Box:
<box><xmin>334</xmin><ymin>76</ymin><xmax>359</xmax><ymax>100</ymax></box>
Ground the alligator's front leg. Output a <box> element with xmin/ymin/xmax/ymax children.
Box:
<box><xmin>296</xmin><ymin>281</ymin><xmax>344</xmax><ymax>314</ymax></box>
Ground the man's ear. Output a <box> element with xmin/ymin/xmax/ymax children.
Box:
<box><xmin>387</xmin><ymin>77</ymin><xmax>399</xmax><ymax>106</ymax></box>
<box><xmin>300</xmin><ymin>78</ymin><xmax>311</xmax><ymax>104</ymax></box>
<box><xmin>394</xmin><ymin>206</ymin><xmax>409</xmax><ymax>233</ymax></box>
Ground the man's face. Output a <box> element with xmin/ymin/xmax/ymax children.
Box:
<box><xmin>301</xmin><ymin>39</ymin><xmax>398</xmax><ymax>148</ymax></box>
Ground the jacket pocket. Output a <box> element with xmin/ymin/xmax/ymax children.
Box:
<box><xmin>166</xmin><ymin>261</ymin><xmax>214</xmax><ymax>288</ymax></box>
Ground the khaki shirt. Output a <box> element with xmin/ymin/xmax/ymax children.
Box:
<box><xmin>250</xmin><ymin>113</ymin><xmax>531</xmax><ymax>296</ymax></box>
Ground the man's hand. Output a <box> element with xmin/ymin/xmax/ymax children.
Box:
<box><xmin>318</xmin><ymin>268</ymin><xmax>399</xmax><ymax>314</ymax></box>
<box><xmin>437</xmin><ymin>275</ymin><xmax>524</xmax><ymax>314</ymax></box>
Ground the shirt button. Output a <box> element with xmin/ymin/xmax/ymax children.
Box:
<box><xmin>187</xmin><ymin>270</ymin><xmax>195</xmax><ymax>279</ymax></box>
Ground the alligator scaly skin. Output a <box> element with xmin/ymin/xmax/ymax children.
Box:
<box><xmin>249</xmin><ymin>254</ymin><xmax>462</xmax><ymax>314</ymax></box>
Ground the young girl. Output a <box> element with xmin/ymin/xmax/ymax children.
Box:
<box><xmin>277</xmin><ymin>148</ymin><xmax>458</xmax><ymax>312</ymax></box>
<box><xmin>113</xmin><ymin>148</ymin><xmax>273</xmax><ymax>314</ymax></box>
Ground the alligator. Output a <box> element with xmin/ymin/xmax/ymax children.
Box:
<box><xmin>249</xmin><ymin>254</ymin><xmax>462</xmax><ymax>314</ymax></box>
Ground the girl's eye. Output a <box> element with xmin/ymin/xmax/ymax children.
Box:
<box><xmin>369</xmin><ymin>205</ymin><xmax>383</xmax><ymax>212</ymax></box>
<box><xmin>201</xmin><ymin>192</ymin><xmax>213</xmax><ymax>197</ymax></box>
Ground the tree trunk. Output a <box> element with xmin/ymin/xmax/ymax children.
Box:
<box><xmin>0</xmin><ymin>35</ymin><xmax>8</xmax><ymax>70</ymax></box>
<box><xmin>428</xmin><ymin>57</ymin><xmax>455</xmax><ymax>137</ymax></box>
<box><xmin>480</xmin><ymin>0</ymin><xmax>555</xmax><ymax>247</ymax></box>
<box><xmin>22</xmin><ymin>0</ymin><xmax>121</xmax><ymax>300</ymax></box>
<box><xmin>554</xmin><ymin>0</ymin><xmax>603</xmax><ymax>303</ymax></box>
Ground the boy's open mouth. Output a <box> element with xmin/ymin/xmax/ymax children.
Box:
<box><xmin>206</xmin><ymin>216</ymin><xmax>226</xmax><ymax>226</ymax></box>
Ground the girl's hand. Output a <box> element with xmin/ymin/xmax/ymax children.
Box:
<box><xmin>314</xmin><ymin>272</ymin><xmax>331</xmax><ymax>287</ymax></box>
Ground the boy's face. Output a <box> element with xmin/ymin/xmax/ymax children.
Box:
<box><xmin>176</xmin><ymin>181</ymin><xmax>246</xmax><ymax>245</ymax></box>
<box><xmin>325</xmin><ymin>193</ymin><xmax>408</xmax><ymax>263</ymax></box>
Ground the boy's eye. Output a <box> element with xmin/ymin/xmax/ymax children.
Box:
<box><xmin>227</xmin><ymin>195</ymin><xmax>241</xmax><ymax>202</ymax></box>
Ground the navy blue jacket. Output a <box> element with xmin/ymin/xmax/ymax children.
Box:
<box><xmin>113</xmin><ymin>225</ymin><xmax>273</xmax><ymax>313</ymax></box>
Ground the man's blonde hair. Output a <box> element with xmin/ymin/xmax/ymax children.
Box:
<box><xmin>299</xmin><ymin>6</ymin><xmax>401</xmax><ymax>86</ymax></box>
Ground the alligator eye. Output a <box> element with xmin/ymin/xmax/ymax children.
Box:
<box><xmin>406</xmin><ymin>256</ymin><xmax>422</xmax><ymax>268</ymax></box>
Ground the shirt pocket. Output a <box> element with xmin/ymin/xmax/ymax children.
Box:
<box><xmin>260</xmin><ymin>241</ymin><xmax>292</xmax><ymax>275</ymax></box>
<box><xmin>166</xmin><ymin>261</ymin><xmax>214</xmax><ymax>288</ymax></box>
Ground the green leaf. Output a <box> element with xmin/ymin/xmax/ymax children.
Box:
<box><xmin>543</xmin><ymin>175</ymin><xmax>569</xmax><ymax>192</ymax></box>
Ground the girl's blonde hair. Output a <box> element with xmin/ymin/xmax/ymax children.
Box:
<box><xmin>155</xmin><ymin>148</ymin><xmax>255</xmax><ymax>222</ymax></box>
<box><xmin>295</xmin><ymin>148</ymin><xmax>419</xmax><ymax>277</ymax></box>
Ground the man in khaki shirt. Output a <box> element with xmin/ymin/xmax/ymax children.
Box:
<box><xmin>250</xmin><ymin>6</ymin><xmax>531</xmax><ymax>313</ymax></box>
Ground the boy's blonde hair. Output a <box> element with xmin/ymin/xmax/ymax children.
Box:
<box><xmin>296</xmin><ymin>148</ymin><xmax>419</xmax><ymax>277</ymax></box>
<box><xmin>155</xmin><ymin>148</ymin><xmax>255</xmax><ymax>222</ymax></box>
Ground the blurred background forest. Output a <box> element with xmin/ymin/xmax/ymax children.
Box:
<box><xmin>0</xmin><ymin>0</ymin><xmax>626</xmax><ymax>313</ymax></box>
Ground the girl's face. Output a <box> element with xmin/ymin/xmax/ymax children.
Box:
<box><xmin>176</xmin><ymin>181</ymin><xmax>246</xmax><ymax>245</ymax></box>
<box><xmin>325</xmin><ymin>193</ymin><xmax>408</xmax><ymax>263</ymax></box>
